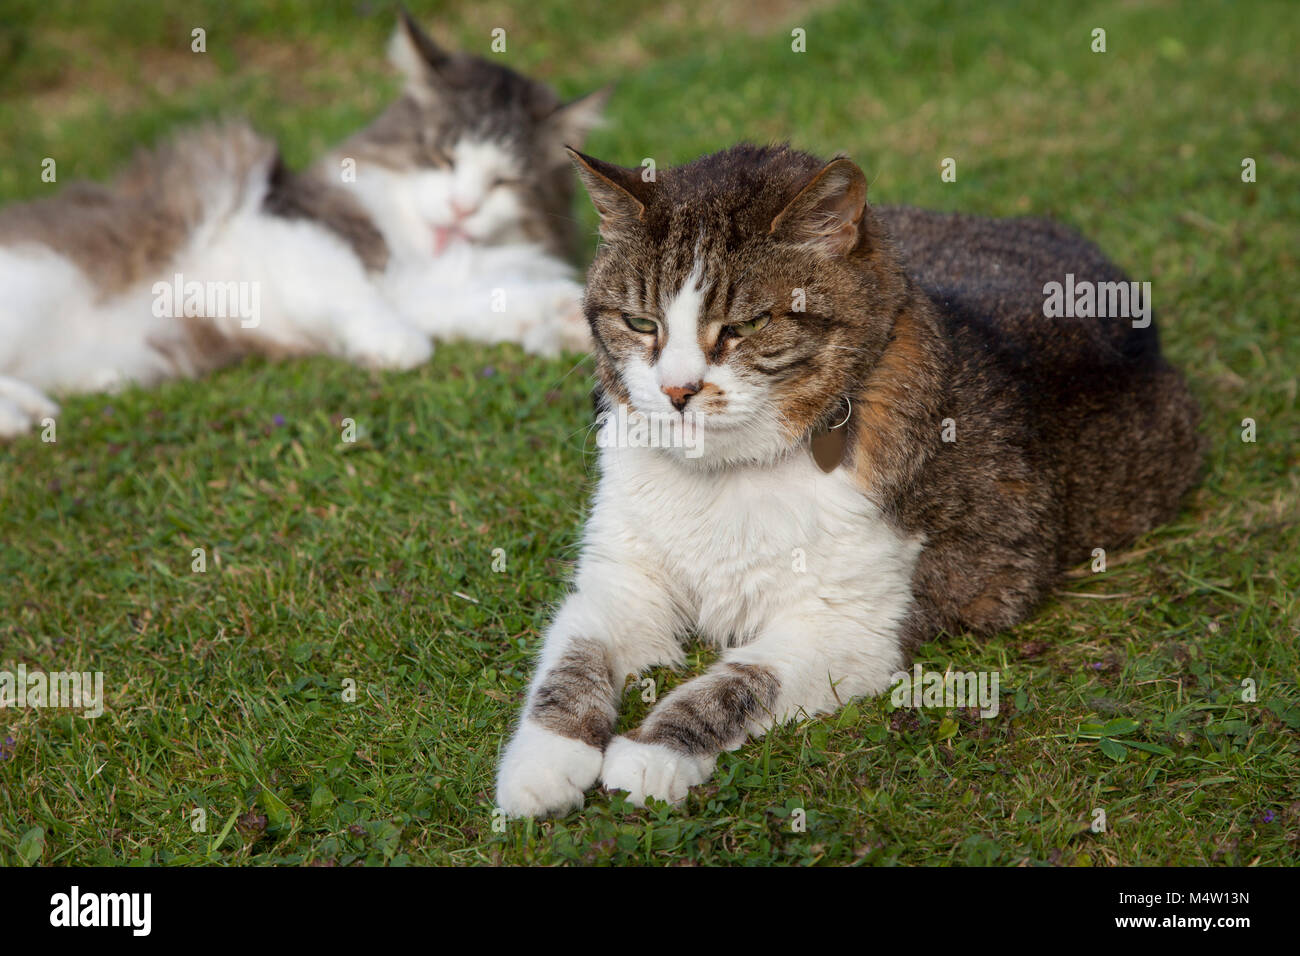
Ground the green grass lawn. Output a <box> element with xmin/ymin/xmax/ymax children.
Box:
<box><xmin>1</xmin><ymin>0</ymin><xmax>1296</xmax><ymax>866</ymax></box>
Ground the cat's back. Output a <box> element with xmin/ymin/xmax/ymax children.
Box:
<box><xmin>877</xmin><ymin>204</ymin><xmax>1203</xmax><ymax>568</ymax></box>
<box><xmin>878</xmin><ymin>204</ymin><xmax>1159</xmax><ymax>374</ymax></box>
<box><xmin>880</xmin><ymin>204</ymin><xmax>1119</xmax><ymax>290</ymax></box>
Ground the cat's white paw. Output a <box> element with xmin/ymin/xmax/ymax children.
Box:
<box><xmin>600</xmin><ymin>735</ymin><xmax>716</xmax><ymax>807</ymax></box>
<box><xmin>0</xmin><ymin>379</ymin><xmax>59</xmax><ymax>438</ymax></box>
<box><xmin>518</xmin><ymin>289</ymin><xmax>591</xmax><ymax>356</ymax></box>
<box><xmin>0</xmin><ymin>399</ymin><xmax>36</xmax><ymax>438</ymax></box>
<box><xmin>87</xmin><ymin>368</ymin><xmax>128</xmax><ymax>392</ymax></box>
<box><xmin>343</xmin><ymin>319</ymin><xmax>433</xmax><ymax>371</ymax></box>
<box><xmin>551</xmin><ymin>290</ymin><xmax>592</xmax><ymax>353</ymax></box>
<box><xmin>495</xmin><ymin>719</ymin><xmax>604</xmax><ymax>818</ymax></box>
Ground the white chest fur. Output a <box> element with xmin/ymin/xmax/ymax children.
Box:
<box><xmin>586</xmin><ymin>439</ymin><xmax>922</xmax><ymax>655</ymax></box>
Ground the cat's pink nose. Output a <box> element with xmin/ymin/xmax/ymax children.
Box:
<box><xmin>661</xmin><ymin>383</ymin><xmax>700</xmax><ymax>412</ymax></box>
<box><xmin>449</xmin><ymin>199</ymin><xmax>477</xmax><ymax>220</ymax></box>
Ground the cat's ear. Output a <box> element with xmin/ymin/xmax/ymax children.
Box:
<box><xmin>566</xmin><ymin>148</ymin><xmax>649</xmax><ymax>241</ymax></box>
<box><xmin>389</xmin><ymin>7</ymin><xmax>452</xmax><ymax>99</ymax></box>
<box><xmin>545</xmin><ymin>86</ymin><xmax>612</xmax><ymax>149</ymax></box>
<box><xmin>769</xmin><ymin>158</ymin><xmax>869</xmax><ymax>256</ymax></box>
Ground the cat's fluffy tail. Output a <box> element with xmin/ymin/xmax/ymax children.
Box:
<box><xmin>113</xmin><ymin>120</ymin><xmax>280</xmax><ymax>235</ymax></box>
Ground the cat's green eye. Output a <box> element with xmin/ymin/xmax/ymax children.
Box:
<box><xmin>727</xmin><ymin>311</ymin><xmax>772</xmax><ymax>338</ymax></box>
<box><xmin>623</xmin><ymin>314</ymin><xmax>658</xmax><ymax>335</ymax></box>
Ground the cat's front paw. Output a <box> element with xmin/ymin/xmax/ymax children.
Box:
<box><xmin>600</xmin><ymin>735</ymin><xmax>716</xmax><ymax>807</ymax></box>
<box><xmin>495</xmin><ymin>719</ymin><xmax>604</xmax><ymax>818</ymax></box>
<box><xmin>551</xmin><ymin>290</ymin><xmax>592</xmax><ymax>353</ymax></box>
<box><xmin>519</xmin><ymin>288</ymin><xmax>592</xmax><ymax>356</ymax></box>
<box><xmin>343</xmin><ymin>320</ymin><xmax>433</xmax><ymax>371</ymax></box>
<box><xmin>0</xmin><ymin>399</ymin><xmax>37</xmax><ymax>439</ymax></box>
<box><xmin>0</xmin><ymin>379</ymin><xmax>59</xmax><ymax>439</ymax></box>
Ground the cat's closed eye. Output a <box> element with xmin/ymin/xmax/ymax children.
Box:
<box><xmin>418</xmin><ymin>130</ymin><xmax>453</xmax><ymax>167</ymax></box>
<box><xmin>622</xmin><ymin>313</ymin><xmax>658</xmax><ymax>334</ymax></box>
<box><xmin>723</xmin><ymin>311</ymin><xmax>772</xmax><ymax>339</ymax></box>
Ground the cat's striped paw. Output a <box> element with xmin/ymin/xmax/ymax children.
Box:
<box><xmin>600</xmin><ymin>735</ymin><xmax>716</xmax><ymax>807</ymax></box>
<box><xmin>495</xmin><ymin>720</ymin><xmax>603</xmax><ymax>818</ymax></box>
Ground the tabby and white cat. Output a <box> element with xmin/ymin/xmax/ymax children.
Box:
<box><xmin>495</xmin><ymin>144</ymin><xmax>1202</xmax><ymax>816</ymax></box>
<box><xmin>0</xmin><ymin>11</ymin><xmax>602</xmax><ymax>437</ymax></box>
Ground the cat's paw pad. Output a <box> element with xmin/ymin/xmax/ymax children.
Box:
<box><xmin>600</xmin><ymin>735</ymin><xmax>716</xmax><ymax>807</ymax></box>
<box><xmin>345</xmin><ymin>321</ymin><xmax>433</xmax><ymax>371</ymax></box>
<box><xmin>495</xmin><ymin>720</ymin><xmax>604</xmax><ymax>819</ymax></box>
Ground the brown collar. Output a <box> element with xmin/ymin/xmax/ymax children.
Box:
<box><xmin>809</xmin><ymin>397</ymin><xmax>852</xmax><ymax>473</ymax></box>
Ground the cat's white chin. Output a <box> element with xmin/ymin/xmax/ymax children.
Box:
<box><xmin>600</xmin><ymin>735</ymin><xmax>716</xmax><ymax>807</ymax></box>
<box><xmin>654</xmin><ymin>429</ymin><xmax>798</xmax><ymax>471</ymax></box>
<box><xmin>495</xmin><ymin>720</ymin><xmax>604</xmax><ymax>818</ymax></box>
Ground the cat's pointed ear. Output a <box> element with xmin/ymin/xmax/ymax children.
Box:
<box><xmin>389</xmin><ymin>7</ymin><xmax>451</xmax><ymax>98</ymax></box>
<box><xmin>567</xmin><ymin>148</ymin><xmax>649</xmax><ymax>241</ymax></box>
<box><xmin>769</xmin><ymin>158</ymin><xmax>869</xmax><ymax>256</ymax></box>
<box><xmin>546</xmin><ymin>86</ymin><xmax>612</xmax><ymax>149</ymax></box>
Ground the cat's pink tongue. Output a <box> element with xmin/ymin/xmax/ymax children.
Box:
<box><xmin>432</xmin><ymin>226</ymin><xmax>455</xmax><ymax>255</ymax></box>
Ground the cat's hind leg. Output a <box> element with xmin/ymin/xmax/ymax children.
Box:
<box><xmin>0</xmin><ymin>376</ymin><xmax>59</xmax><ymax>439</ymax></box>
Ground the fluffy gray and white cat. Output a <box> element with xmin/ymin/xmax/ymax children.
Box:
<box><xmin>0</xmin><ymin>11</ymin><xmax>603</xmax><ymax>437</ymax></box>
<box><xmin>495</xmin><ymin>144</ymin><xmax>1202</xmax><ymax>817</ymax></box>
